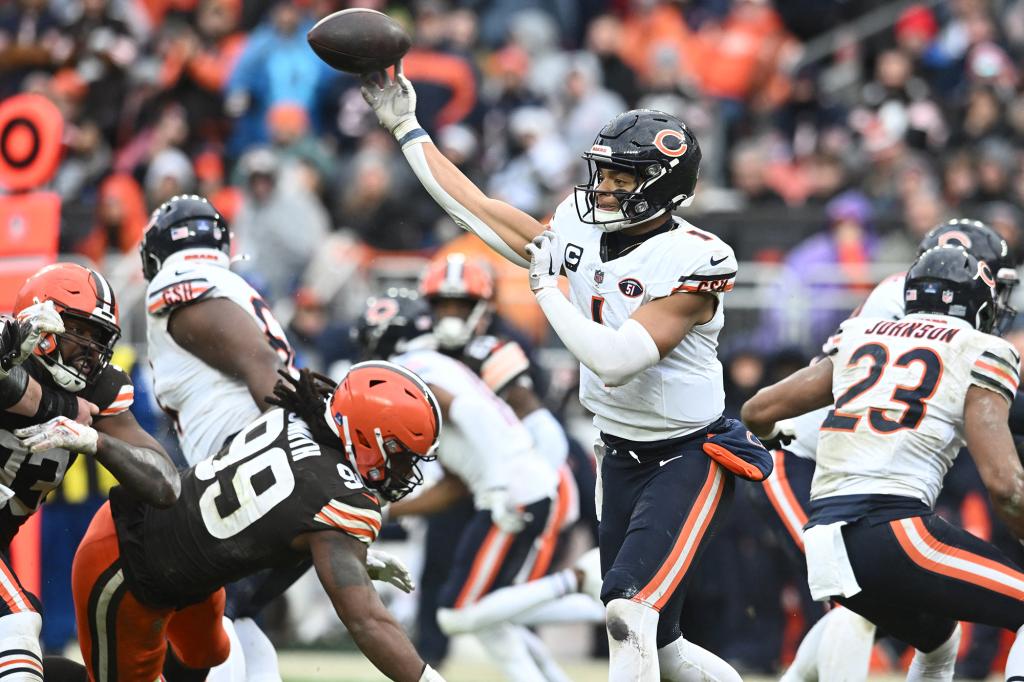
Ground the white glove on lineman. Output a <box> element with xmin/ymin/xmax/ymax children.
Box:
<box><xmin>0</xmin><ymin>300</ymin><xmax>64</xmax><ymax>376</ymax></box>
<box><xmin>15</xmin><ymin>416</ymin><xmax>99</xmax><ymax>455</ymax></box>
<box><xmin>478</xmin><ymin>487</ymin><xmax>530</xmax><ymax>534</ymax></box>
<box><xmin>360</xmin><ymin>63</ymin><xmax>421</xmax><ymax>140</ymax></box>
<box><xmin>525</xmin><ymin>230</ymin><xmax>561</xmax><ymax>292</ymax></box>
<box><xmin>366</xmin><ymin>548</ymin><xmax>415</xmax><ymax>593</ymax></box>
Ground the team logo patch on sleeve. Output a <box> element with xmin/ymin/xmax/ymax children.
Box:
<box><xmin>618</xmin><ymin>278</ymin><xmax>644</xmax><ymax>298</ymax></box>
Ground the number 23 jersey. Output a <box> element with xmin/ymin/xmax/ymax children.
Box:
<box><xmin>110</xmin><ymin>408</ymin><xmax>380</xmax><ymax>609</ymax></box>
<box><xmin>815</xmin><ymin>313</ymin><xmax>1021</xmax><ymax>507</ymax></box>
<box><xmin>146</xmin><ymin>252</ymin><xmax>296</xmax><ymax>465</ymax></box>
<box><xmin>550</xmin><ymin>195</ymin><xmax>737</xmax><ymax>441</ymax></box>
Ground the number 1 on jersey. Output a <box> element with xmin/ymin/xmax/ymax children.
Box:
<box><xmin>591</xmin><ymin>296</ymin><xmax>605</xmax><ymax>324</ymax></box>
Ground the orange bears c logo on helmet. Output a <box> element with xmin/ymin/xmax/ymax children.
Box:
<box><xmin>938</xmin><ymin>230</ymin><xmax>973</xmax><ymax>249</ymax></box>
<box><xmin>653</xmin><ymin>130</ymin><xmax>688</xmax><ymax>158</ymax></box>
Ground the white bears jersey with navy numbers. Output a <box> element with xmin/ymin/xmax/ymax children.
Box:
<box><xmin>550</xmin><ymin>195</ymin><xmax>738</xmax><ymax>441</ymax></box>
<box><xmin>791</xmin><ymin>272</ymin><xmax>909</xmax><ymax>462</ymax></box>
<box><xmin>813</xmin><ymin>313</ymin><xmax>1020</xmax><ymax>507</ymax></box>
<box><xmin>393</xmin><ymin>348</ymin><xmax>558</xmax><ymax>507</ymax></box>
<box><xmin>146</xmin><ymin>250</ymin><xmax>296</xmax><ymax>465</ymax></box>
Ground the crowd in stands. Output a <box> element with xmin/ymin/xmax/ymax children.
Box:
<box><xmin>6</xmin><ymin>0</ymin><xmax>1024</xmax><ymax>674</ymax></box>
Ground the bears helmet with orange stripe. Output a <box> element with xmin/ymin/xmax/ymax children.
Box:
<box><xmin>325</xmin><ymin>361</ymin><xmax>441</xmax><ymax>502</ymax></box>
<box><xmin>419</xmin><ymin>254</ymin><xmax>494</xmax><ymax>351</ymax></box>
<box><xmin>904</xmin><ymin>245</ymin><xmax>997</xmax><ymax>334</ymax></box>
<box><xmin>14</xmin><ymin>263</ymin><xmax>121</xmax><ymax>392</ymax></box>
<box><xmin>575</xmin><ymin>109</ymin><xmax>701</xmax><ymax>232</ymax></box>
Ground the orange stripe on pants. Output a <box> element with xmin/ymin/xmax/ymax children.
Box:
<box><xmin>633</xmin><ymin>463</ymin><xmax>725</xmax><ymax>610</ymax></box>
<box><xmin>72</xmin><ymin>503</ymin><xmax>231</xmax><ymax>682</ymax></box>
<box><xmin>454</xmin><ymin>526</ymin><xmax>513</xmax><ymax>609</ymax></box>
<box><xmin>891</xmin><ymin>516</ymin><xmax>1024</xmax><ymax>601</ymax></box>
<box><xmin>528</xmin><ymin>467</ymin><xmax>574</xmax><ymax>581</ymax></box>
<box><xmin>762</xmin><ymin>450</ymin><xmax>808</xmax><ymax>552</ymax></box>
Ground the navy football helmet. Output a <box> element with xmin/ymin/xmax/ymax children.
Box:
<box><xmin>353</xmin><ymin>288</ymin><xmax>433</xmax><ymax>360</ymax></box>
<box><xmin>905</xmin><ymin>245</ymin><xmax>997</xmax><ymax>334</ymax></box>
<box><xmin>917</xmin><ymin>218</ymin><xmax>1018</xmax><ymax>333</ymax></box>
<box><xmin>575</xmin><ymin>109</ymin><xmax>701</xmax><ymax>232</ymax></box>
<box><xmin>140</xmin><ymin>195</ymin><xmax>230</xmax><ymax>281</ymax></box>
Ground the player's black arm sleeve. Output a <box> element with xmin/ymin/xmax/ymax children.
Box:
<box><xmin>1008</xmin><ymin>389</ymin><xmax>1024</xmax><ymax>436</ymax></box>
<box><xmin>307</xmin><ymin>530</ymin><xmax>427</xmax><ymax>682</ymax></box>
<box><xmin>94</xmin><ymin>410</ymin><xmax>180</xmax><ymax>508</ymax></box>
<box><xmin>0</xmin><ymin>367</ymin><xmax>81</xmax><ymax>421</ymax></box>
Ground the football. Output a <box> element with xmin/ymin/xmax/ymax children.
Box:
<box><xmin>307</xmin><ymin>8</ymin><xmax>412</xmax><ymax>75</ymax></box>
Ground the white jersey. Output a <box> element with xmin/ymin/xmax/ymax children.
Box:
<box><xmin>813</xmin><ymin>313</ymin><xmax>1021</xmax><ymax>507</ymax></box>
<box><xmin>550</xmin><ymin>195</ymin><xmax>737</xmax><ymax>441</ymax></box>
<box><xmin>393</xmin><ymin>348</ymin><xmax>558</xmax><ymax>507</ymax></box>
<box><xmin>796</xmin><ymin>272</ymin><xmax>910</xmax><ymax>461</ymax></box>
<box><xmin>146</xmin><ymin>250</ymin><xmax>296</xmax><ymax>465</ymax></box>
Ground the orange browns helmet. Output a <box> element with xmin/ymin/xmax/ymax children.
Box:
<box><xmin>14</xmin><ymin>263</ymin><xmax>120</xmax><ymax>392</ymax></box>
<box><xmin>325</xmin><ymin>361</ymin><xmax>441</xmax><ymax>502</ymax></box>
<box><xmin>419</xmin><ymin>253</ymin><xmax>495</xmax><ymax>351</ymax></box>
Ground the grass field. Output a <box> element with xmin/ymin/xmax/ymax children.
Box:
<box><xmin>277</xmin><ymin>651</ymin><xmax>1004</xmax><ymax>681</ymax></box>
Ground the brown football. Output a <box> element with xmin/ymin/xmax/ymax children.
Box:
<box><xmin>307</xmin><ymin>8</ymin><xmax>411</xmax><ymax>75</ymax></box>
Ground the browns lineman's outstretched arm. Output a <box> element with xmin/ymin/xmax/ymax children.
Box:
<box><xmin>361</xmin><ymin>65</ymin><xmax>540</xmax><ymax>266</ymax></box>
<box><xmin>14</xmin><ymin>409</ymin><xmax>180</xmax><ymax>508</ymax></box>
<box><xmin>965</xmin><ymin>386</ymin><xmax>1024</xmax><ymax>539</ymax></box>
<box><xmin>304</xmin><ymin>530</ymin><xmax>443</xmax><ymax>682</ymax></box>
<box><xmin>741</xmin><ymin>359</ymin><xmax>835</xmax><ymax>438</ymax></box>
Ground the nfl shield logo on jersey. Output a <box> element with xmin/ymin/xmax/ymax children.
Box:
<box><xmin>594</xmin><ymin>270</ymin><xmax>604</xmax><ymax>284</ymax></box>
<box><xmin>942</xmin><ymin>290</ymin><xmax>954</xmax><ymax>303</ymax></box>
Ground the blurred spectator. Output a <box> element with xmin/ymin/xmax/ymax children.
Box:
<box><xmin>144</xmin><ymin>147</ymin><xmax>195</xmax><ymax>207</ymax></box>
<box><xmin>234</xmin><ymin>148</ymin><xmax>329</xmax><ymax>300</ymax></box>
<box><xmin>81</xmin><ymin>173</ymin><xmax>149</xmax><ymax>264</ymax></box>
<box><xmin>0</xmin><ymin>0</ymin><xmax>68</xmax><ymax>97</ymax></box>
<box><xmin>984</xmin><ymin>202</ymin><xmax>1024</xmax><ymax>260</ymax></box>
<box><xmin>557</xmin><ymin>55</ymin><xmax>626</xmax><ymax>154</ymax></box>
<box><xmin>194</xmin><ymin>150</ymin><xmax>242</xmax><ymax>222</ymax></box>
<box><xmin>729</xmin><ymin>140</ymin><xmax>786</xmax><ymax>208</ymax></box>
<box><xmin>760</xmin><ymin>190</ymin><xmax>878</xmax><ymax>351</ymax></box>
<box><xmin>949</xmin><ymin>85</ymin><xmax>1010</xmax><ymax>147</ymax></box>
<box><xmin>225</xmin><ymin>2</ymin><xmax>332</xmax><ymax>156</ymax></box>
<box><xmin>584</xmin><ymin>14</ymin><xmax>639</xmax><ymax>106</ymax></box>
<box><xmin>969</xmin><ymin>139</ymin><xmax>1017</xmax><ymax>206</ymax></box>
<box><xmin>487</xmin><ymin>107</ymin><xmax>573</xmax><ymax>217</ymax></box>
<box><xmin>266</xmin><ymin>102</ymin><xmax>335</xmax><ymax>187</ymax></box>
<box><xmin>159</xmin><ymin>0</ymin><xmax>247</xmax><ymax>146</ymax></box>
<box><xmin>878</xmin><ymin>189</ymin><xmax>948</xmax><ymax>264</ymax></box>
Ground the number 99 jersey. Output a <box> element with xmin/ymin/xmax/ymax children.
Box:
<box><xmin>146</xmin><ymin>253</ymin><xmax>296</xmax><ymax>465</ymax></box>
<box><xmin>814</xmin><ymin>313</ymin><xmax>1021</xmax><ymax>508</ymax></box>
<box><xmin>109</xmin><ymin>408</ymin><xmax>381</xmax><ymax>609</ymax></box>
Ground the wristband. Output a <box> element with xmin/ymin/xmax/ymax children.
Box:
<box><xmin>0</xmin><ymin>366</ymin><xmax>29</xmax><ymax>410</ymax></box>
<box><xmin>33</xmin><ymin>381</ymin><xmax>79</xmax><ymax>422</ymax></box>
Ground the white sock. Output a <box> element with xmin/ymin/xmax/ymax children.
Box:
<box><xmin>437</xmin><ymin>570</ymin><xmax>578</xmax><ymax>635</ymax></box>
<box><xmin>233</xmin><ymin>617</ymin><xmax>281</xmax><ymax>682</ymax></box>
<box><xmin>205</xmin><ymin>617</ymin><xmax>246</xmax><ymax>682</ymax></box>
<box><xmin>520</xmin><ymin>627</ymin><xmax>572</xmax><ymax>682</ymax></box>
<box><xmin>476</xmin><ymin>623</ymin><xmax>548</xmax><ymax>682</ymax></box>
<box><xmin>819</xmin><ymin>607</ymin><xmax>875</xmax><ymax>682</ymax></box>
<box><xmin>906</xmin><ymin>623</ymin><xmax>960</xmax><ymax>682</ymax></box>
<box><xmin>656</xmin><ymin>636</ymin><xmax>741</xmax><ymax>682</ymax></box>
<box><xmin>780</xmin><ymin>611</ymin><xmax>827</xmax><ymax>682</ymax></box>
<box><xmin>514</xmin><ymin>593</ymin><xmax>606</xmax><ymax>626</ymax></box>
<box><xmin>1006</xmin><ymin>624</ymin><xmax>1024</xmax><ymax>681</ymax></box>
<box><xmin>606</xmin><ymin>598</ymin><xmax>659</xmax><ymax>682</ymax></box>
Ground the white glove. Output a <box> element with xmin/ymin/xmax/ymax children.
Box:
<box><xmin>0</xmin><ymin>301</ymin><xmax>64</xmax><ymax>376</ymax></box>
<box><xmin>478</xmin><ymin>487</ymin><xmax>530</xmax><ymax>534</ymax></box>
<box><xmin>760</xmin><ymin>419</ymin><xmax>797</xmax><ymax>451</ymax></box>
<box><xmin>366</xmin><ymin>548</ymin><xmax>415</xmax><ymax>593</ymax></box>
<box><xmin>15</xmin><ymin>416</ymin><xmax>99</xmax><ymax>455</ymax></box>
<box><xmin>360</xmin><ymin>63</ymin><xmax>420</xmax><ymax>139</ymax></box>
<box><xmin>525</xmin><ymin>230</ymin><xmax>561</xmax><ymax>292</ymax></box>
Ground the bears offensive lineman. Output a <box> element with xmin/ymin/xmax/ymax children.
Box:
<box><xmin>356</xmin><ymin>290</ymin><xmax>562</xmax><ymax>682</ymax></box>
<box><xmin>0</xmin><ymin>264</ymin><xmax>180</xmax><ymax>680</ymax></box>
<box><xmin>361</xmin><ymin>67</ymin><xmax>767</xmax><ymax>680</ymax></box>
<box><xmin>762</xmin><ymin>219</ymin><xmax>1019</xmax><ymax>682</ymax></box>
<box><xmin>743</xmin><ymin>246</ymin><xmax>1024</xmax><ymax>682</ymax></box>
<box><xmin>70</xmin><ymin>365</ymin><xmax>448</xmax><ymax>682</ymax></box>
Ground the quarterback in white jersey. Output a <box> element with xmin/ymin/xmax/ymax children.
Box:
<box><xmin>360</xmin><ymin>62</ymin><xmax>748</xmax><ymax>680</ymax></box>
<box><xmin>140</xmin><ymin>195</ymin><xmax>302</xmax><ymax>682</ymax></box>
<box><xmin>744</xmin><ymin>246</ymin><xmax>1024</xmax><ymax>682</ymax></box>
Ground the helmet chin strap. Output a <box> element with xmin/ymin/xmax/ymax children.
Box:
<box><xmin>45</xmin><ymin>360</ymin><xmax>86</xmax><ymax>393</ymax></box>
